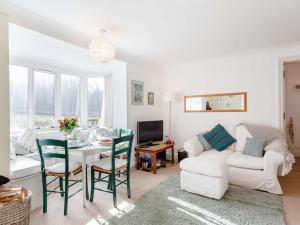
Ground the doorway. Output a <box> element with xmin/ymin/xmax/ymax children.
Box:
<box><xmin>284</xmin><ymin>61</ymin><xmax>300</xmax><ymax>156</ymax></box>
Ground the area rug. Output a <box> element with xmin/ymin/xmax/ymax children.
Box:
<box><xmin>108</xmin><ymin>176</ymin><xmax>286</xmax><ymax>225</ymax></box>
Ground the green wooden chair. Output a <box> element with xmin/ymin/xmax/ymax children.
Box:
<box><xmin>119</xmin><ymin>128</ymin><xmax>134</xmax><ymax>137</ymax></box>
<box><xmin>99</xmin><ymin>128</ymin><xmax>133</xmax><ymax>179</ymax></box>
<box><xmin>90</xmin><ymin>134</ymin><xmax>134</xmax><ymax>208</ymax></box>
<box><xmin>100</xmin><ymin>128</ymin><xmax>133</xmax><ymax>159</ymax></box>
<box><xmin>36</xmin><ymin>139</ymin><xmax>89</xmax><ymax>215</ymax></box>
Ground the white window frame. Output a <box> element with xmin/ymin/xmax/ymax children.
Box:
<box><xmin>9</xmin><ymin>62</ymin><xmax>105</xmax><ymax>131</ymax></box>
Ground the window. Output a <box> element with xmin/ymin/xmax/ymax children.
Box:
<box><xmin>9</xmin><ymin>64</ymin><xmax>106</xmax><ymax>131</ymax></box>
<box><xmin>88</xmin><ymin>77</ymin><xmax>104</xmax><ymax>125</ymax></box>
<box><xmin>34</xmin><ymin>71</ymin><xmax>55</xmax><ymax>127</ymax></box>
<box><xmin>61</xmin><ymin>74</ymin><xmax>80</xmax><ymax>117</ymax></box>
<box><xmin>9</xmin><ymin>65</ymin><xmax>29</xmax><ymax>132</ymax></box>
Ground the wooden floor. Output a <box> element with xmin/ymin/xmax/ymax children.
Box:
<box><xmin>29</xmin><ymin>160</ymin><xmax>300</xmax><ymax>225</ymax></box>
<box><xmin>279</xmin><ymin>157</ymin><xmax>300</xmax><ymax>225</ymax></box>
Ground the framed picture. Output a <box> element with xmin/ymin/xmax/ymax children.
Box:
<box><xmin>148</xmin><ymin>92</ymin><xmax>154</xmax><ymax>105</ymax></box>
<box><xmin>131</xmin><ymin>80</ymin><xmax>144</xmax><ymax>105</ymax></box>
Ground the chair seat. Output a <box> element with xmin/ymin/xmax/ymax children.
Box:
<box><xmin>100</xmin><ymin>151</ymin><xmax>127</xmax><ymax>159</ymax></box>
<box><xmin>92</xmin><ymin>157</ymin><xmax>127</xmax><ymax>173</ymax></box>
<box><xmin>45</xmin><ymin>162</ymin><xmax>82</xmax><ymax>176</ymax></box>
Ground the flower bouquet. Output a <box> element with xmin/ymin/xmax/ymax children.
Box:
<box><xmin>59</xmin><ymin>117</ymin><xmax>79</xmax><ymax>140</ymax></box>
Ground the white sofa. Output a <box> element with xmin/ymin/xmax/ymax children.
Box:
<box><xmin>180</xmin><ymin>124</ymin><xmax>285</xmax><ymax>198</ymax></box>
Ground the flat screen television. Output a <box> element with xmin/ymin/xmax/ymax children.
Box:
<box><xmin>137</xmin><ymin>120</ymin><xmax>163</xmax><ymax>145</ymax></box>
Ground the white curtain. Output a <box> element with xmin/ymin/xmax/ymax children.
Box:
<box><xmin>100</xmin><ymin>73</ymin><xmax>113</xmax><ymax>127</ymax></box>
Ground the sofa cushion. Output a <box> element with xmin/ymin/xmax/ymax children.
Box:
<box><xmin>183</xmin><ymin>136</ymin><xmax>204</xmax><ymax>157</ymax></box>
<box><xmin>204</xmin><ymin>124</ymin><xmax>236</xmax><ymax>151</ymax></box>
<box><xmin>242</xmin><ymin>137</ymin><xmax>266</xmax><ymax>157</ymax></box>
<box><xmin>17</xmin><ymin>129</ymin><xmax>38</xmax><ymax>152</ymax></box>
<box><xmin>10</xmin><ymin>135</ymin><xmax>31</xmax><ymax>155</ymax></box>
<box><xmin>196</xmin><ymin>132</ymin><xmax>212</xmax><ymax>151</ymax></box>
<box><xmin>10</xmin><ymin>156</ymin><xmax>41</xmax><ymax>180</ymax></box>
<box><xmin>227</xmin><ymin>152</ymin><xmax>264</xmax><ymax>170</ymax></box>
<box><xmin>180</xmin><ymin>149</ymin><xmax>232</xmax><ymax>177</ymax></box>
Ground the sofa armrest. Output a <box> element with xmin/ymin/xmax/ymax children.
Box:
<box><xmin>264</xmin><ymin>151</ymin><xmax>284</xmax><ymax>176</ymax></box>
<box><xmin>183</xmin><ymin>137</ymin><xmax>204</xmax><ymax>157</ymax></box>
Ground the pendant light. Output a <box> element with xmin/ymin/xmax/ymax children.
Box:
<box><xmin>89</xmin><ymin>29</ymin><xmax>116</xmax><ymax>63</ymax></box>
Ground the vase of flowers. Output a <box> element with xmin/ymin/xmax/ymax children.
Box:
<box><xmin>59</xmin><ymin>117</ymin><xmax>79</xmax><ymax>140</ymax></box>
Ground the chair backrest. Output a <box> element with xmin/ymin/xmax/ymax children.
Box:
<box><xmin>119</xmin><ymin>128</ymin><xmax>133</xmax><ymax>137</ymax></box>
<box><xmin>111</xmin><ymin>134</ymin><xmax>134</xmax><ymax>172</ymax></box>
<box><xmin>36</xmin><ymin>139</ymin><xmax>69</xmax><ymax>174</ymax></box>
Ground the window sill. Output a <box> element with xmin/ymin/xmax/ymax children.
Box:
<box><xmin>10</xmin><ymin>156</ymin><xmax>41</xmax><ymax>180</ymax></box>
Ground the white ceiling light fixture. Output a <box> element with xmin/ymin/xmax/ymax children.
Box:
<box><xmin>89</xmin><ymin>29</ymin><xmax>116</xmax><ymax>63</ymax></box>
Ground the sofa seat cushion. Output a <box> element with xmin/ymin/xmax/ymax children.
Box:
<box><xmin>10</xmin><ymin>156</ymin><xmax>41</xmax><ymax>180</ymax></box>
<box><xmin>227</xmin><ymin>152</ymin><xmax>264</xmax><ymax>170</ymax></box>
<box><xmin>180</xmin><ymin>150</ymin><xmax>232</xmax><ymax>178</ymax></box>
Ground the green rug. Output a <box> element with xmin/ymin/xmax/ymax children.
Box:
<box><xmin>108</xmin><ymin>176</ymin><xmax>286</xmax><ymax>225</ymax></box>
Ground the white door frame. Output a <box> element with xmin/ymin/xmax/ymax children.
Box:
<box><xmin>279</xmin><ymin>55</ymin><xmax>300</xmax><ymax>138</ymax></box>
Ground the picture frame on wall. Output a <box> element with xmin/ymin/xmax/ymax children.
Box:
<box><xmin>131</xmin><ymin>80</ymin><xmax>144</xmax><ymax>105</ymax></box>
<box><xmin>148</xmin><ymin>92</ymin><xmax>154</xmax><ymax>105</ymax></box>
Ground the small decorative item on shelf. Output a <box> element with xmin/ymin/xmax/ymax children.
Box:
<box><xmin>166</xmin><ymin>137</ymin><xmax>174</xmax><ymax>145</ymax></box>
<box><xmin>58</xmin><ymin>117</ymin><xmax>79</xmax><ymax>140</ymax></box>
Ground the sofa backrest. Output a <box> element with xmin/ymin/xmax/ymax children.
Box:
<box><xmin>235</xmin><ymin>124</ymin><xmax>253</xmax><ymax>152</ymax></box>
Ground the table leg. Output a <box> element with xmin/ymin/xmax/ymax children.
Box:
<box><xmin>82</xmin><ymin>153</ymin><xmax>87</xmax><ymax>208</ymax></box>
<box><xmin>171</xmin><ymin>146</ymin><xmax>174</xmax><ymax>164</ymax></box>
<box><xmin>151</xmin><ymin>153</ymin><xmax>157</xmax><ymax>174</ymax></box>
<box><xmin>135</xmin><ymin>151</ymin><xmax>140</xmax><ymax>170</ymax></box>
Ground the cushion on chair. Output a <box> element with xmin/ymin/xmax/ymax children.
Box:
<box><xmin>45</xmin><ymin>162</ymin><xmax>82</xmax><ymax>174</ymax></box>
<box><xmin>100</xmin><ymin>151</ymin><xmax>128</xmax><ymax>159</ymax></box>
<box><xmin>227</xmin><ymin>152</ymin><xmax>264</xmax><ymax>170</ymax></box>
<box><xmin>179</xmin><ymin>149</ymin><xmax>232</xmax><ymax>177</ymax></box>
<box><xmin>203</xmin><ymin>124</ymin><xmax>236</xmax><ymax>151</ymax></box>
<box><xmin>93</xmin><ymin>157</ymin><xmax>127</xmax><ymax>171</ymax></box>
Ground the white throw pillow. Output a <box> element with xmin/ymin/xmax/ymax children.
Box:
<box><xmin>183</xmin><ymin>136</ymin><xmax>204</xmax><ymax>157</ymax></box>
<box><xmin>17</xmin><ymin>129</ymin><xmax>38</xmax><ymax>152</ymax></box>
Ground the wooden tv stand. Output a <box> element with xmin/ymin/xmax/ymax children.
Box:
<box><xmin>135</xmin><ymin>143</ymin><xmax>174</xmax><ymax>174</ymax></box>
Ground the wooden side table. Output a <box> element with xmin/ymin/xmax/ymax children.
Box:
<box><xmin>135</xmin><ymin>143</ymin><xmax>174</xmax><ymax>174</ymax></box>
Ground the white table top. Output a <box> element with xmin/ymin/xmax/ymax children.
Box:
<box><xmin>69</xmin><ymin>141</ymin><xmax>112</xmax><ymax>152</ymax></box>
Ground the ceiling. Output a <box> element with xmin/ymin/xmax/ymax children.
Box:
<box><xmin>9</xmin><ymin>24</ymin><xmax>122</xmax><ymax>74</ymax></box>
<box><xmin>4</xmin><ymin>0</ymin><xmax>300</xmax><ymax>66</ymax></box>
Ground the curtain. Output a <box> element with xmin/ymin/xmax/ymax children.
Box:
<box><xmin>100</xmin><ymin>73</ymin><xmax>113</xmax><ymax>127</ymax></box>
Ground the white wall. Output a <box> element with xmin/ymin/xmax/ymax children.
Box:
<box><xmin>285</xmin><ymin>62</ymin><xmax>300</xmax><ymax>155</ymax></box>
<box><xmin>162</xmin><ymin>43</ymin><xmax>300</xmax><ymax>148</ymax></box>
<box><xmin>0</xmin><ymin>12</ymin><xmax>10</xmax><ymax>177</ymax></box>
<box><xmin>126</xmin><ymin>57</ymin><xmax>163</xmax><ymax>142</ymax></box>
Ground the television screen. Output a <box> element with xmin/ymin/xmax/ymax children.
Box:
<box><xmin>137</xmin><ymin>120</ymin><xmax>163</xmax><ymax>144</ymax></box>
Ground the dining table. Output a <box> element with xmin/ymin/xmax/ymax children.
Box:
<box><xmin>68</xmin><ymin>141</ymin><xmax>113</xmax><ymax>208</ymax></box>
